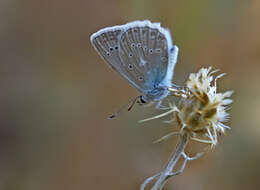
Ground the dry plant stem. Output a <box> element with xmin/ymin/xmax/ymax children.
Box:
<box><xmin>151</xmin><ymin>133</ymin><xmax>189</xmax><ymax>190</ymax></box>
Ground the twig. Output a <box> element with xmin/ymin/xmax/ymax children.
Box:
<box><xmin>140</xmin><ymin>133</ymin><xmax>190</xmax><ymax>190</ymax></box>
<box><xmin>151</xmin><ymin>133</ymin><xmax>189</xmax><ymax>190</ymax></box>
<box><xmin>140</xmin><ymin>173</ymin><xmax>161</xmax><ymax>190</ymax></box>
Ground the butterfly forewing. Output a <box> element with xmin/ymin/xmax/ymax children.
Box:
<box><xmin>91</xmin><ymin>29</ymin><xmax>123</xmax><ymax>72</ymax></box>
<box><xmin>91</xmin><ymin>27</ymin><xmax>147</xmax><ymax>91</ymax></box>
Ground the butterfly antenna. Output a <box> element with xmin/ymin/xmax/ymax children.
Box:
<box><xmin>108</xmin><ymin>96</ymin><xmax>141</xmax><ymax>119</ymax></box>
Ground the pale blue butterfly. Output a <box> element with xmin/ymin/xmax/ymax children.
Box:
<box><xmin>90</xmin><ymin>20</ymin><xmax>179</xmax><ymax>118</ymax></box>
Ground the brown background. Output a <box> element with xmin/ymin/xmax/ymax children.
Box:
<box><xmin>0</xmin><ymin>0</ymin><xmax>260</xmax><ymax>189</ymax></box>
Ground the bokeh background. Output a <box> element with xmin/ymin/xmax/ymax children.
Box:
<box><xmin>0</xmin><ymin>0</ymin><xmax>260</xmax><ymax>189</ymax></box>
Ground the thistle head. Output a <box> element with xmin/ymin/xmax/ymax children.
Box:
<box><xmin>172</xmin><ymin>67</ymin><xmax>233</xmax><ymax>146</ymax></box>
<box><xmin>141</xmin><ymin>67</ymin><xmax>233</xmax><ymax>147</ymax></box>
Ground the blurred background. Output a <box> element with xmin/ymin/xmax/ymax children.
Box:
<box><xmin>0</xmin><ymin>0</ymin><xmax>260</xmax><ymax>189</ymax></box>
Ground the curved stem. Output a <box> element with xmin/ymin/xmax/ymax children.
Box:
<box><xmin>150</xmin><ymin>133</ymin><xmax>189</xmax><ymax>190</ymax></box>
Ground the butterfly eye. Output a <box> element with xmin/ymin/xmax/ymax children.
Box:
<box><xmin>137</xmin><ymin>43</ymin><xmax>141</xmax><ymax>48</ymax></box>
<box><xmin>129</xmin><ymin>53</ymin><xmax>133</xmax><ymax>57</ymax></box>
<box><xmin>149</xmin><ymin>49</ymin><xmax>153</xmax><ymax>54</ymax></box>
<box><xmin>106</xmin><ymin>52</ymin><xmax>111</xmax><ymax>56</ymax></box>
<box><xmin>109</xmin><ymin>47</ymin><xmax>113</xmax><ymax>51</ymax></box>
<box><xmin>131</xmin><ymin>43</ymin><xmax>135</xmax><ymax>48</ymax></box>
<box><xmin>128</xmin><ymin>64</ymin><xmax>134</xmax><ymax>70</ymax></box>
<box><xmin>115</xmin><ymin>46</ymin><xmax>118</xmax><ymax>50</ymax></box>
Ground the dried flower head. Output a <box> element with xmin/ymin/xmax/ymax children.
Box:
<box><xmin>140</xmin><ymin>67</ymin><xmax>233</xmax><ymax>190</ymax></box>
<box><xmin>175</xmin><ymin>67</ymin><xmax>233</xmax><ymax>146</ymax></box>
<box><xmin>141</xmin><ymin>67</ymin><xmax>233</xmax><ymax>147</ymax></box>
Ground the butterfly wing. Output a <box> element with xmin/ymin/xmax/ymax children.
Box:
<box><xmin>90</xmin><ymin>20</ymin><xmax>178</xmax><ymax>97</ymax></box>
<box><xmin>90</xmin><ymin>24</ymin><xmax>144</xmax><ymax>92</ymax></box>
<box><xmin>118</xmin><ymin>21</ymin><xmax>177</xmax><ymax>94</ymax></box>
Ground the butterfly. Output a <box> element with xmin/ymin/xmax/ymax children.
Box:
<box><xmin>90</xmin><ymin>20</ymin><xmax>179</xmax><ymax>118</ymax></box>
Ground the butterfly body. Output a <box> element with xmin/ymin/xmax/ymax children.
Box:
<box><xmin>90</xmin><ymin>20</ymin><xmax>179</xmax><ymax>104</ymax></box>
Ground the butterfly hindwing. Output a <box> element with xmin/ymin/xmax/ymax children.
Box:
<box><xmin>119</xmin><ymin>22</ymin><xmax>171</xmax><ymax>93</ymax></box>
